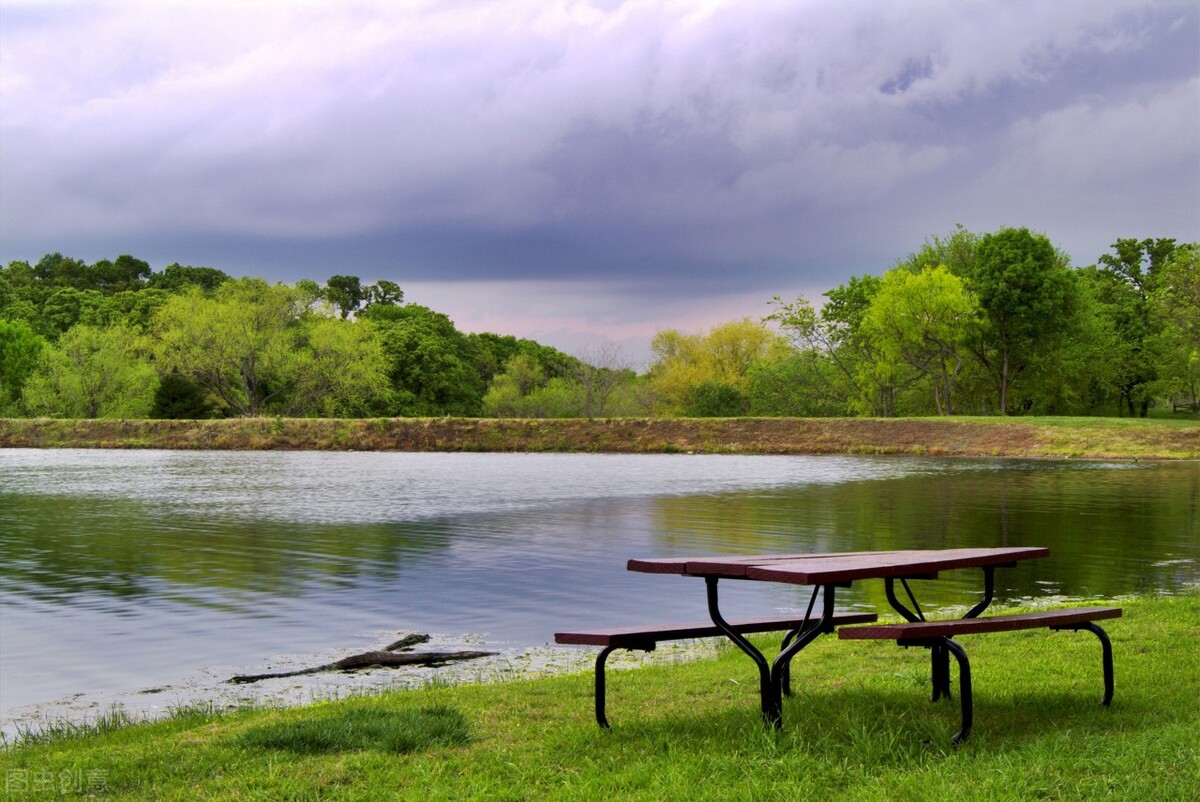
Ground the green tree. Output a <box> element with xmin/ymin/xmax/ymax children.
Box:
<box><xmin>1088</xmin><ymin>238</ymin><xmax>1179</xmax><ymax>416</ymax></box>
<box><xmin>747</xmin><ymin>352</ymin><xmax>845</xmax><ymax>417</ymax></box>
<box><xmin>767</xmin><ymin>276</ymin><xmax>907</xmax><ymax>416</ymax></box>
<box><xmin>31</xmin><ymin>253</ymin><xmax>89</xmax><ymax>288</ymax></box>
<box><xmin>147</xmin><ymin>263</ymin><xmax>231</xmax><ymax>293</ymax></box>
<box><xmin>150</xmin><ymin>373</ymin><xmax>218</xmax><ymax>419</ymax></box>
<box><xmin>79</xmin><ymin>289</ymin><xmax>172</xmax><ymax>331</ymax></box>
<box><xmin>366</xmin><ymin>280</ymin><xmax>404</xmax><ymax>308</ymax></box>
<box><xmin>323</xmin><ymin>275</ymin><xmax>366</xmax><ymax>319</ymax></box>
<box><xmin>862</xmin><ymin>265</ymin><xmax>979</xmax><ymax>415</ymax></box>
<box><xmin>22</xmin><ymin>324</ymin><xmax>157</xmax><ymax>418</ymax></box>
<box><xmin>1150</xmin><ymin>243</ymin><xmax>1199</xmax><ymax>415</ymax></box>
<box><xmin>466</xmin><ymin>332</ymin><xmax>580</xmax><ymax>391</ymax></box>
<box><xmin>0</xmin><ymin>318</ymin><xmax>47</xmax><ymax>415</ymax></box>
<box><xmin>1</xmin><ymin>261</ymin><xmax>45</xmax><ymax>329</ymax></box>
<box><xmin>557</xmin><ymin>345</ymin><xmax>637</xmax><ymax>418</ymax></box>
<box><xmin>648</xmin><ymin>319</ymin><xmax>780</xmax><ymax>415</ymax></box>
<box><xmin>895</xmin><ymin>224</ymin><xmax>981</xmax><ymax>278</ymax></box>
<box><xmin>284</xmin><ymin>316</ymin><xmax>388</xmax><ymax>417</ymax></box>
<box><xmin>154</xmin><ymin>280</ymin><xmax>300</xmax><ymax>416</ymax></box>
<box><xmin>683</xmin><ymin>381</ymin><xmax>749</xmax><ymax>417</ymax></box>
<box><xmin>963</xmin><ymin>228</ymin><xmax>1079</xmax><ymax>414</ymax></box>
<box><xmin>480</xmin><ymin>345</ymin><xmax>639</xmax><ymax>419</ymax></box>
<box><xmin>89</xmin><ymin>254</ymin><xmax>151</xmax><ymax>292</ymax></box>
<box><xmin>154</xmin><ymin>279</ymin><xmax>386</xmax><ymax>417</ymax></box>
<box><xmin>40</xmin><ymin>287</ymin><xmax>105</xmax><ymax>338</ymax></box>
<box><xmin>364</xmin><ymin>304</ymin><xmax>485</xmax><ymax>416</ymax></box>
<box><xmin>1017</xmin><ymin>277</ymin><xmax>1120</xmax><ymax>416</ymax></box>
<box><xmin>483</xmin><ymin>354</ymin><xmax>554</xmax><ymax>417</ymax></box>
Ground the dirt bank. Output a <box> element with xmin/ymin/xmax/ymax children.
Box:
<box><xmin>2</xmin><ymin>416</ymin><xmax>1196</xmax><ymax>459</ymax></box>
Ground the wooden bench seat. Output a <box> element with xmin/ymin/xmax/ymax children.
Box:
<box><xmin>837</xmin><ymin>606</ymin><xmax>1121</xmax><ymax>743</ymax></box>
<box><xmin>556</xmin><ymin>611</ymin><xmax>877</xmax><ymax>728</ymax></box>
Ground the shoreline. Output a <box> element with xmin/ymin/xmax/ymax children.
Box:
<box><xmin>2</xmin><ymin>416</ymin><xmax>1198</xmax><ymax>459</ymax></box>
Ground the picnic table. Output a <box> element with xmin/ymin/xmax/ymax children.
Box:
<box><xmin>620</xmin><ymin>547</ymin><xmax>1119</xmax><ymax>742</ymax></box>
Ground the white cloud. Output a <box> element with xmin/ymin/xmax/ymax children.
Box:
<box><xmin>1001</xmin><ymin>78</ymin><xmax>1199</xmax><ymax>185</ymax></box>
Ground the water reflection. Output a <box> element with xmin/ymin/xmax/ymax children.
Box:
<box><xmin>0</xmin><ymin>450</ymin><xmax>1196</xmax><ymax>724</ymax></box>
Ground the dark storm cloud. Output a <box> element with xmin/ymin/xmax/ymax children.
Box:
<box><xmin>1</xmin><ymin>0</ymin><xmax>1197</xmax><ymax>353</ymax></box>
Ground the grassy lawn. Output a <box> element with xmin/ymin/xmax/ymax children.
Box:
<box><xmin>2</xmin><ymin>593</ymin><xmax>1197</xmax><ymax>800</ymax></box>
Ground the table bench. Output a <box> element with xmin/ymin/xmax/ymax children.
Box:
<box><xmin>838</xmin><ymin>606</ymin><xmax>1121</xmax><ymax>744</ymax></box>
<box><xmin>555</xmin><ymin>611</ymin><xmax>877</xmax><ymax>728</ymax></box>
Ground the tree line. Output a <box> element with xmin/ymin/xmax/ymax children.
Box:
<box><xmin>0</xmin><ymin>226</ymin><xmax>1196</xmax><ymax>420</ymax></box>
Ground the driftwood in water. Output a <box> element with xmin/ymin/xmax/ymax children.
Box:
<box><xmin>226</xmin><ymin>632</ymin><xmax>495</xmax><ymax>684</ymax></box>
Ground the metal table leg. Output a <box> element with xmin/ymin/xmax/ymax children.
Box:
<box><xmin>706</xmin><ymin>577</ymin><xmax>837</xmax><ymax>729</ymax></box>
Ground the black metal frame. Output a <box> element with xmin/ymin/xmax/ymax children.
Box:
<box><xmin>898</xmin><ymin>620</ymin><xmax>1114</xmax><ymax>744</ymax></box>
<box><xmin>885</xmin><ymin>566</ymin><xmax>1002</xmax><ymax>702</ymax></box>
<box><xmin>592</xmin><ymin>643</ymin><xmax>653</xmax><ymax>729</ymax></box>
<box><xmin>705</xmin><ymin>576</ymin><xmax>845</xmax><ymax>728</ymax></box>
<box><xmin>878</xmin><ymin>566</ymin><xmax>1114</xmax><ymax>744</ymax></box>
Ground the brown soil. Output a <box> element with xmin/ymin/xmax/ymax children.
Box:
<box><xmin>2</xmin><ymin>416</ymin><xmax>1196</xmax><ymax>459</ymax></box>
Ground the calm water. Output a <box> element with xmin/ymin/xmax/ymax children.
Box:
<box><xmin>1</xmin><ymin>449</ymin><xmax>1197</xmax><ymax>732</ymax></box>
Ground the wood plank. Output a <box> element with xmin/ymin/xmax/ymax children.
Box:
<box><xmin>627</xmin><ymin>550</ymin><xmax>905</xmax><ymax>577</ymax></box>
<box><xmin>744</xmin><ymin>547</ymin><xmax>1049</xmax><ymax>585</ymax></box>
<box><xmin>682</xmin><ymin>551</ymin><xmax>903</xmax><ymax>578</ymax></box>
<box><xmin>555</xmin><ymin>611</ymin><xmax>878</xmax><ymax>647</ymax></box>
<box><xmin>836</xmin><ymin>607</ymin><xmax>1122</xmax><ymax>640</ymax></box>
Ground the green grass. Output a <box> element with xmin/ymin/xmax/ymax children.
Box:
<box><xmin>2</xmin><ymin>594</ymin><xmax>1198</xmax><ymax>800</ymax></box>
<box><xmin>237</xmin><ymin>705</ymin><xmax>470</xmax><ymax>755</ymax></box>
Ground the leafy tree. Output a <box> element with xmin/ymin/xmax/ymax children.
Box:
<box><xmin>483</xmin><ymin>354</ymin><xmax>552</xmax><ymax>417</ymax></box>
<box><xmin>147</xmin><ymin>263</ymin><xmax>231</xmax><ymax>293</ymax></box>
<box><xmin>75</xmin><ymin>289</ymin><xmax>172</xmax><ymax>331</ymax></box>
<box><xmin>895</xmin><ymin>224</ymin><xmax>981</xmax><ymax>278</ymax></box>
<box><xmin>0</xmin><ymin>261</ymin><xmax>34</xmax><ymax>295</ymax></box>
<box><xmin>154</xmin><ymin>280</ymin><xmax>300</xmax><ymax>416</ymax></box>
<box><xmin>466</xmin><ymin>332</ymin><xmax>580</xmax><ymax>390</ymax></box>
<box><xmin>154</xmin><ymin>279</ymin><xmax>386</xmax><ymax>417</ymax></box>
<box><xmin>767</xmin><ymin>276</ymin><xmax>905</xmax><ymax>416</ymax></box>
<box><xmin>40</xmin><ymin>287</ymin><xmax>105</xmax><ymax>338</ymax></box>
<box><xmin>1098</xmin><ymin>238</ymin><xmax>1177</xmax><ymax>298</ymax></box>
<box><xmin>150</xmin><ymin>373</ymin><xmax>218</xmax><ymax>419</ymax></box>
<box><xmin>284</xmin><ymin>316</ymin><xmax>388</xmax><ymax>417</ymax></box>
<box><xmin>366</xmin><ymin>280</ymin><xmax>404</xmax><ymax>308</ymax></box>
<box><xmin>1150</xmin><ymin>243</ymin><xmax>1199</xmax><ymax>415</ymax></box>
<box><xmin>323</xmin><ymin>275</ymin><xmax>366</xmax><ymax>319</ymax></box>
<box><xmin>861</xmin><ymin>265</ymin><xmax>978</xmax><ymax>415</ymax></box>
<box><xmin>648</xmin><ymin>319</ymin><xmax>779</xmax><ymax>415</ymax></box>
<box><xmin>22</xmin><ymin>324</ymin><xmax>157</xmax><ymax>418</ymax></box>
<box><xmin>364</xmin><ymin>304</ymin><xmax>485</xmax><ymax>416</ymax></box>
<box><xmin>480</xmin><ymin>354</ymin><xmax>601</xmax><ymax>418</ymax></box>
<box><xmin>31</xmin><ymin>253</ymin><xmax>89</xmax><ymax>288</ymax></box>
<box><xmin>89</xmin><ymin>254</ymin><xmax>151</xmax><ymax>292</ymax></box>
<box><xmin>747</xmin><ymin>352</ymin><xmax>845</xmax><ymax>417</ymax></box>
<box><xmin>2</xmin><ymin>261</ymin><xmax>46</xmax><ymax>328</ymax></box>
<box><xmin>1088</xmin><ymin>238</ymin><xmax>1180</xmax><ymax>416</ymax></box>
<box><xmin>556</xmin><ymin>344</ymin><xmax>636</xmax><ymax>418</ymax></box>
<box><xmin>0</xmin><ymin>318</ymin><xmax>47</xmax><ymax>415</ymax></box>
<box><xmin>963</xmin><ymin>228</ymin><xmax>1079</xmax><ymax>414</ymax></box>
<box><xmin>683</xmin><ymin>381</ymin><xmax>749</xmax><ymax>417</ymax></box>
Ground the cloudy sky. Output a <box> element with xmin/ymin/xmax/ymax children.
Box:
<box><xmin>1</xmin><ymin>1</ymin><xmax>1197</xmax><ymax>364</ymax></box>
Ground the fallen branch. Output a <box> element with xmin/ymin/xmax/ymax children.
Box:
<box><xmin>385</xmin><ymin>633</ymin><xmax>431</xmax><ymax>651</ymax></box>
<box><xmin>227</xmin><ymin>641</ymin><xmax>496</xmax><ymax>685</ymax></box>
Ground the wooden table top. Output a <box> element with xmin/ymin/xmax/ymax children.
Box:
<box><xmin>627</xmin><ymin>547</ymin><xmax>1049</xmax><ymax>585</ymax></box>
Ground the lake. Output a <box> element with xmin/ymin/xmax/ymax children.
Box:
<box><xmin>1</xmin><ymin>449</ymin><xmax>1196</xmax><ymax>736</ymax></box>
